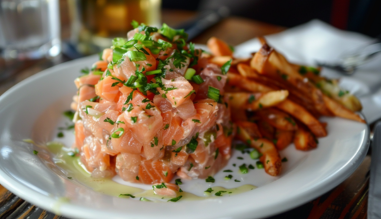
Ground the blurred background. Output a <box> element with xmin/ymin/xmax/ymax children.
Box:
<box><xmin>1</xmin><ymin>0</ymin><xmax>380</xmax><ymax>83</ymax></box>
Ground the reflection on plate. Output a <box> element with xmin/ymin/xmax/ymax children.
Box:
<box><xmin>0</xmin><ymin>55</ymin><xmax>369</xmax><ymax>218</ymax></box>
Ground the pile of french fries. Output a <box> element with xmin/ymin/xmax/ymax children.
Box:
<box><xmin>205</xmin><ymin>37</ymin><xmax>365</xmax><ymax>177</ymax></box>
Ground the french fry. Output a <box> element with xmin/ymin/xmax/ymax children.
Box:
<box><xmin>236</xmin><ymin>121</ymin><xmax>282</xmax><ymax>176</ymax></box>
<box><xmin>210</xmin><ymin>56</ymin><xmax>232</xmax><ymax>66</ymax></box>
<box><xmin>228</xmin><ymin>73</ymin><xmax>327</xmax><ymax>137</ymax></box>
<box><xmin>294</xmin><ymin>122</ymin><xmax>318</xmax><ymax>151</ymax></box>
<box><xmin>236</xmin><ymin>121</ymin><xmax>262</xmax><ymax>139</ymax></box>
<box><xmin>276</xmin><ymin>99</ymin><xmax>327</xmax><ymax>137</ymax></box>
<box><xmin>227</xmin><ymin>72</ymin><xmax>273</xmax><ymax>93</ymax></box>
<box><xmin>323</xmin><ymin>95</ymin><xmax>365</xmax><ymax>123</ymax></box>
<box><xmin>237</xmin><ymin>63</ymin><xmax>322</xmax><ymax>115</ymax></box>
<box><xmin>256</xmin><ymin>108</ymin><xmax>298</xmax><ymax>131</ymax></box>
<box><xmin>226</xmin><ymin>90</ymin><xmax>288</xmax><ymax>110</ymax></box>
<box><xmin>275</xmin><ymin>129</ymin><xmax>294</xmax><ymax>150</ymax></box>
<box><xmin>207</xmin><ymin>37</ymin><xmax>233</xmax><ymax>57</ymax></box>
<box><xmin>256</xmin><ymin>119</ymin><xmax>275</xmax><ymax>140</ymax></box>
<box><xmin>251</xmin><ymin>38</ymin><xmax>331</xmax><ymax>116</ymax></box>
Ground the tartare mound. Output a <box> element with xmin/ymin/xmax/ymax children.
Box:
<box><xmin>71</xmin><ymin>22</ymin><xmax>234</xmax><ymax>184</ymax></box>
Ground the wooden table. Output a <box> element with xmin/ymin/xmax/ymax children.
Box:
<box><xmin>0</xmin><ymin>8</ymin><xmax>370</xmax><ymax>219</ymax></box>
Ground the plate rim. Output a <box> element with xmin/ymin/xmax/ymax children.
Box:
<box><xmin>0</xmin><ymin>55</ymin><xmax>371</xmax><ymax>219</ymax></box>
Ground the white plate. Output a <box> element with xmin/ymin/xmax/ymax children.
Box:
<box><xmin>0</xmin><ymin>55</ymin><xmax>369</xmax><ymax>219</ymax></box>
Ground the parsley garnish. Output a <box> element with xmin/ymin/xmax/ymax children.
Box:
<box><xmin>57</xmin><ymin>132</ymin><xmax>64</xmax><ymax>138</ymax></box>
<box><xmin>186</xmin><ymin>136</ymin><xmax>198</xmax><ymax>153</ymax></box>
<box><xmin>168</xmin><ymin>196</ymin><xmax>182</xmax><ymax>202</ymax></box>
<box><xmin>205</xmin><ymin>176</ymin><xmax>215</xmax><ymax>183</ymax></box>
<box><xmin>285</xmin><ymin>117</ymin><xmax>296</xmax><ymax>126</ymax></box>
<box><xmin>119</xmin><ymin>194</ymin><xmax>135</xmax><ymax>198</ymax></box>
<box><xmin>248</xmin><ymin>95</ymin><xmax>255</xmax><ymax>104</ymax></box>
<box><xmin>215</xmin><ymin>191</ymin><xmax>227</xmax><ymax>196</ymax></box>
<box><xmin>175</xmin><ymin>179</ymin><xmax>182</xmax><ymax>185</ymax></box>
<box><xmin>205</xmin><ymin>188</ymin><xmax>213</xmax><ymax>193</ymax></box>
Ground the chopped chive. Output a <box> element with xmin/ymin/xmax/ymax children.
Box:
<box><xmin>223</xmin><ymin>170</ymin><xmax>233</xmax><ymax>172</ymax></box>
<box><xmin>248</xmin><ymin>164</ymin><xmax>255</xmax><ymax>169</ymax></box>
<box><xmin>282</xmin><ymin>157</ymin><xmax>288</xmax><ymax>162</ymax></box>
<box><xmin>239</xmin><ymin>164</ymin><xmax>249</xmax><ymax>174</ymax></box>
<box><xmin>33</xmin><ymin>150</ymin><xmax>38</xmax><ymax>155</ymax></box>
<box><xmin>205</xmin><ymin>166</ymin><xmax>211</xmax><ymax>169</ymax></box>
<box><xmin>192</xmin><ymin>75</ymin><xmax>204</xmax><ymax>84</ymax></box>
<box><xmin>154</xmin><ymin>136</ymin><xmax>158</xmax><ymax>146</ymax></box>
<box><xmin>136</xmin><ymin>176</ymin><xmax>140</xmax><ymax>180</ymax></box>
<box><xmin>146</xmin><ymin>69</ymin><xmax>162</xmax><ymax>75</ymax></box>
<box><xmin>237</xmin><ymin>156</ymin><xmax>243</xmax><ymax>160</ymax></box>
<box><xmin>207</xmin><ymin>86</ymin><xmax>220</xmax><ymax>102</ymax></box>
<box><xmin>250</xmin><ymin>149</ymin><xmax>261</xmax><ymax>159</ymax></box>
<box><xmin>234</xmin><ymin>179</ymin><xmax>241</xmax><ymax>182</ymax></box>
<box><xmin>185</xmin><ymin>68</ymin><xmax>196</xmax><ymax>80</ymax></box>
<box><xmin>224</xmin><ymin>175</ymin><xmax>233</xmax><ymax>180</ymax></box>
<box><xmin>221</xmin><ymin>59</ymin><xmax>232</xmax><ymax>75</ymax></box>
<box><xmin>104</xmin><ymin>117</ymin><xmax>115</xmax><ymax>125</ymax></box>
<box><xmin>126</xmin><ymin>103</ymin><xmax>134</xmax><ymax>112</ymax></box>
<box><xmin>140</xmin><ymin>197</ymin><xmax>151</xmax><ymax>202</ymax></box>
<box><xmin>256</xmin><ymin>161</ymin><xmax>264</xmax><ymax>169</ymax></box>
<box><xmin>111</xmin><ymin>128</ymin><xmax>125</xmax><ymax>138</ymax></box>
<box><xmin>57</xmin><ymin>132</ymin><xmax>64</xmax><ymax>138</ymax></box>
<box><xmin>188</xmin><ymin>163</ymin><xmax>193</xmax><ymax>171</ymax></box>
<box><xmin>131</xmin><ymin>116</ymin><xmax>138</xmax><ymax>124</ymax></box>
<box><xmin>192</xmin><ymin>119</ymin><xmax>201</xmax><ymax>123</ymax></box>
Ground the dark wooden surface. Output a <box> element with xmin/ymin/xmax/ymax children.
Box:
<box><xmin>0</xmin><ymin>7</ymin><xmax>370</xmax><ymax>219</ymax></box>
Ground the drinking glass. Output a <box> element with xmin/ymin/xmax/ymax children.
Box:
<box><xmin>0</xmin><ymin>0</ymin><xmax>61</xmax><ymax>60</ymax></box>
<box><xmin>70</xmin><ymin>0</ymin><xmax>161</xmax><ymax>55</ymax></box>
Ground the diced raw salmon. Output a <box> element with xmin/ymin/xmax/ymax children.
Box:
<box><xmin>113</xmin><ymin>49</ymin><xmax>157</xmax><ymax>81</ymax></box>
<box><xmin>75</xmin><ymin>74</ymin><xmax>101</xmax><ymax>88</ymax></box>
<box><xmin>115</xmin><ymin>153</ymin><xmax>141</xmax><ymax>182</ymax></box>
<box><xmin>170</xmin><ymin>146</ymin><xmax>189</xmax><ymax>166</ymax></box>
<box><xmin>158</xmin><ymin>77</ymin><xmax>193</xmax><ymax>107</ymax></box>
<box><xmin>74</xmin><ymin>121</ymin><xmax>85</xmax><ymax>150</ymax></box>
<box><xmin>176</xmin><ymin>98</ymin><xmax>196</xmax><ymax>120</ymax></box>
<box><xmin>194</xmin><ymin>99</ymin><xmax>218</xmax><ymax>133</ymax></box>
<box><xmin>138</xmin><ymin>159</ymin><xmax>174</xmax><ymax>184</ymax></box>
<box><xmin>152</xmin><ymin>182</ymin><xmax>179</xmax><ymax>197</ymax></box>
<box><xmin>78</xmin><ymin>85</ymin><xmax>97</xmax><ymax>103</ymax></box>
<box><xmin>95</xmin><ymin>76</ymin><xmax>120</xmax><ymax>102</ymax></box>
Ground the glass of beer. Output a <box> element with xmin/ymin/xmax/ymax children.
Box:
<box><xmin>73</xmin><ymin>0</ymin><xmax>161</xmax><ymax>55</ymax></box>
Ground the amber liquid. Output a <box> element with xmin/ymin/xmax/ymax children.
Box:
<box><xmin>77</xmin><ymin>0</ymin><xmax>161</xmax><ymax>54</ymax></box>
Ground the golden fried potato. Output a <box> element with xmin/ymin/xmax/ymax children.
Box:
<box><xmin>236</xmin><ymin>121</ymin><xmax>282</xmax><ymax>176</ymax></box>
